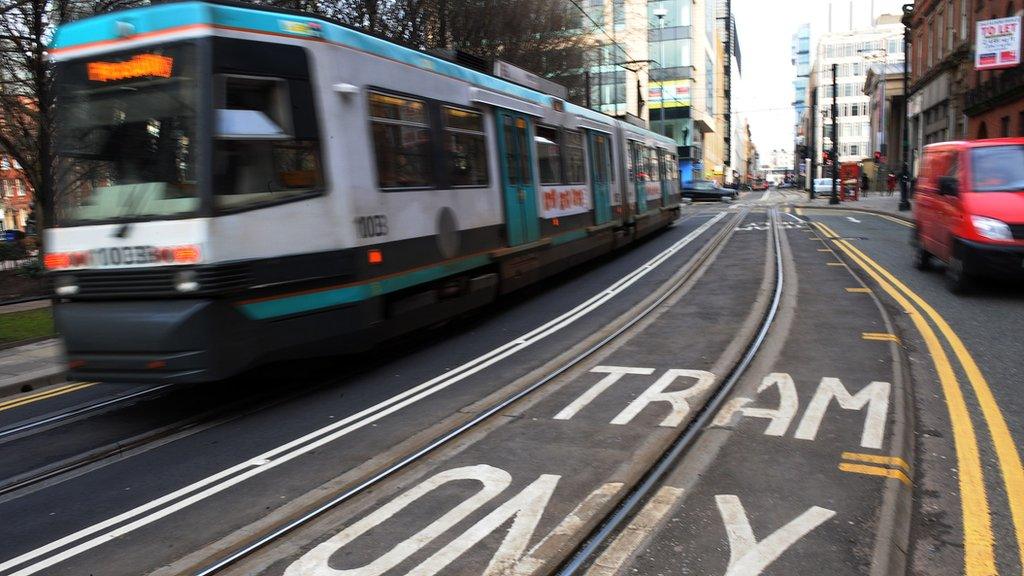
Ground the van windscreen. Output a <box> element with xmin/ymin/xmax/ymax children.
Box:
<box><xmin>971</xmin><ymin>145</ymin><xmax>1024</xmax><ymax>192</ymax></box>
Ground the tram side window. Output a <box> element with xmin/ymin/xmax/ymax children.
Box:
<box><xmin>444</xmin><ymin>107</ymin><xmax>488</xmax><ymax>187</ymax></box>
<box><xmin>535</xmin><ymin>126</ymin><xmax>562</xmax><ymax>185</ymax></box>
<box><xmin>564</xmin><ymin>131</ymin><xmax>586</xmax><ymax>184</ymax></box>
<box><xmin>370</xmin><ymin>92</ymin><xmax>434</xmax><ymax>189</ymax></box>
<box><xmin>213</xmin><ymin>75</ymin><xmax>324</xmax><ymax>211</ymax></box>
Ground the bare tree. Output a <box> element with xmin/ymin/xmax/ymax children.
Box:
<box><xmin>0</xmin><ymin>0</ymin><xmax>145</xmax><ymax>234</ymax></box>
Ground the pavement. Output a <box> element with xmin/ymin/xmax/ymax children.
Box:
<box><xmin>0</xmin><ymin>338</ymin><xmax>65</xmax><ymax>397</ymax></box>
<box><xmin>791</xmin><ymin>189</ymin><xmax>915</xmax><ymax>222</ymax></box>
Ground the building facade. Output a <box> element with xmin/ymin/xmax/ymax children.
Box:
<box><xmin>583</xmin><ymin>0</ymin><xmax>724</xmax><ymax>184</ymax></box>
<box><xmin>0</xmin><ymin>153</ymin><xmax>31</xmax><ymax>231</ymax></box>
<box><xmin>793</xmin><ymin>23</ymin><xmax>812</xmax><ymax>125</ymax></box>
<box><xmin>964</xmin><ymin>0</ymin><xmax>1024</xmax><ymax>139</ymax></box>
<box><xmin>806</xmin><ymin>16</ymin><xmax>905</xmax><ymax>177</ymax></box>
<box><xmin>905</xmin><ymin>0</ymin><xmax>973</xmax><ymax>172</ymax></box>
<box><xmin>863</xmin><ymin>63</ymin><xmax>907</xmax><ymax>189</ymax></box>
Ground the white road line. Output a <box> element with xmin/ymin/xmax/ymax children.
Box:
<box><xmin>1</xmin><ymin>212</ymin><xmax>730</xmax><ymax>576</ymax></box>
<box><xmin>782</xmin><ymin>211</ymin><xmax>806</xmax><ymax>224</ymax></box>
<box><xmin>759</xmin><ymin>190</ymin><xmax>771</xmax><ymax>202</ymax></box>
<box><xmin>846</xmin><ymin>216</ymin><xmax>861</xmax><ymax>223</ymax></box>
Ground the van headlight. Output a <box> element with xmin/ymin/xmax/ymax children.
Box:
<box><xmin>174</xmin><ymin>270</ymin><xmax>199</xmax><ymax>293</ymax></box>
<box><xmin>970</xmin><ymin>215</ymin><xmax>1013</xmax><ymax>240</ymax></box>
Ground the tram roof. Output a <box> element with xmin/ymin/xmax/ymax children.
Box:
<box><xmin>51</xmin><ymin>0</ymin><xmax>675</xmax><ymax>148</ymax></box>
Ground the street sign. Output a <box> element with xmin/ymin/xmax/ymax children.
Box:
<box><xmin>975</xmin><ymin>16</ymin><xmax>1021</xmax><ymax>70</ymax></box>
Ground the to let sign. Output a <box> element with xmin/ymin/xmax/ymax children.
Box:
<box><xmin>975</xmin><ymin>16</ymin><xmax>1021</xmax><ymax>70</ymax></box>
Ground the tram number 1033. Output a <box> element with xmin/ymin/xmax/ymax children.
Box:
<box><xmin>355</xmin><ymin>215</ymin><xmax>389</xmax><ymax>238</ymax></box>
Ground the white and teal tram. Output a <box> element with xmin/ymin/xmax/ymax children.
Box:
<box><xmin>45</xmin><ymin>0</ymin><xmax>682</xmax><ymax>383</ymax></box>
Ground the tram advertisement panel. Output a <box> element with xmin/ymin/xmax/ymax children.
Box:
<box><xmin>540</xmin><ymin>185</ymin><xmax>590</xmax><ymax>218</ymax></box>
<box><xmin>644</xmin><ymin>181</ymin><xmax>662</xmax><ymax>201</ymax></box>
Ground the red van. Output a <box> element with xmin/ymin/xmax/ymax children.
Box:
<box><xmin>912</xmin><ymin>138</ymin><xmax>1024</xmax><ymax>293</ymax></box>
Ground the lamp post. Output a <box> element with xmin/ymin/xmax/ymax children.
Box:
<box><xmin>653</xmin><ymin>7</ymin><xmax>668</xmax><ymax>137</ymax></box>
<box><xmin>899</xmin><ymin>3</ymin><xmax>913</xmax><ymax>211</ymax></box>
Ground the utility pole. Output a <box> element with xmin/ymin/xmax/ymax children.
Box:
<box><xmin>809</xmin><ymin>81</ymin><xmax>817</xmax><ymax>200</ymax></box>
<box><xmin>830</xmin><ymin>62</ymin><xmax>840</xmax><ymax>205</ymax></box>
<box><xmin>899</xmin><ymin>3</ymin><xmax>913</xmax><ymax>211</ymax></box>
<box><xmin>654</xmin><ymin>8</ymin><xmax>667</xmax><ymax>136</ymax></box>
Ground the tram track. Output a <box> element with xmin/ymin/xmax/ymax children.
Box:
<box><xmin>182</xmin><ymin>207</ymin><xmax>757</xmax><ymax>576</ymax></box>
<box><xmin>555</xmin><ymin>207</ymin><xmax>784</xmax><ymax>575</ymax></box>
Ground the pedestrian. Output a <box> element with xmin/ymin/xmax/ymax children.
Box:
<box><xmin>861</xmin><ymin>171</ymin><xmax>870</xmax><ymax>194</ymax></box>
<box><xmin>886</xmin><ymin>172</ymin><xmax>896</xmax><ymax>196</ymax></box>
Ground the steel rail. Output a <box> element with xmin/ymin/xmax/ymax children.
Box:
<box><xmin>191</xmin><ymin>208</ymin><xmax>749</xmax><ymax>576</ymax></box>
<box><xmin>555</xmin><ymin>207</ymin><xmax>785</xmax><ymax>575</ymax></box>
<box><xmin>0</xmin><ymin>384</ymin><xmax>174</xmax><ymax>442</ymax></box>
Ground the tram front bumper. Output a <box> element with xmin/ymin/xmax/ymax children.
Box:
<box><xmin>55</xmin><ymin>299</ymin><xmax>258</xmax><ymax>384</ymax></box>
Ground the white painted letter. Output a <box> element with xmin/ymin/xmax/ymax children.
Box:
<box><xmin>408</xmin><ymin>474</ymin><xmax>561</xmax><ymax>576</ymax></box>
<box><xmin>793</xmin><ymin>378</ymin><xmax>891</xmax><ymax>449</ymax></box>
<box><xmin>716</xmin><ymin>494</ymin><xmax>835</xmax><ymax>576</ymax></box>
<box><xmin>284</xmin><ymin>465</ymin><xmax>510</xmax><ymax>576</ymax></box>
<box><xmin>554</xmin><ymin>366</ymin><xmax>655</xmax><ymax>421</ymax></box>
<box><xmin>610</xmin><ymin>369</ymin><xmax>716</xmax><ymax>427</ymax></box>
<box><xmin>712</xmin><ymin>373</ymin><xmax>799</xmax><ymax>436</ymax></box>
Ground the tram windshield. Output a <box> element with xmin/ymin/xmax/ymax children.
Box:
<box><xmin>55</xmin><ymin>43</ymin><xmax>199</xmax><ymax>226</ymax></box>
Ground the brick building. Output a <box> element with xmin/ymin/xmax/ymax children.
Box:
<box><xmin>0</xmin><ymin>153</ymin><xmax>32</xmax><ymax>231</ymax></box>
<box><xmin>964</xmin><ymin>0</ymin><xmax>1024</xmax><ymax>138</ymax></box>
<box><xmin>905</xmin><ymin>0</ymin><xmax>974</xmax><ymax>171</ymax></box>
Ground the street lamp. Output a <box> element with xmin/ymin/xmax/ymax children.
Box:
<box><xmin>899</xmin><ymin>3</ymin><xmax>913</xmax><ymax>211</ymax></box>
<box><xmin>653</xmin><ymin>7</ymin><xmax>668</xmax><ymax>137</ymax></box>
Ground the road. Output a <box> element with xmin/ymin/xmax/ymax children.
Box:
<box><xmin>0</xmin><ymin>193</ymin><xmax>1020</xmax><ymax>576</ymax></box>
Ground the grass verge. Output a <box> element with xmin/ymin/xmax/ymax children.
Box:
<box><xmin>0</xmin><ymin>307</ymin><xmax>55</xmax><ymax>346</ymax></box>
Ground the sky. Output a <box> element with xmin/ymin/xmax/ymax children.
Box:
<box><xmin>731</xmin><ymin>0</ymin><xmax>909</xmax><ymax>160</ymax></box>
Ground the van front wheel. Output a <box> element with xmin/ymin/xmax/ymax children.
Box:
<box><xmin>945</xmin><ymin>255</ymin><xmax>973</xmax><ymax>294</ymax></box>
<box><xmin>913</xmin><ymin>246</ymin><xmax>932</xmax><ymax>270</ymax></box>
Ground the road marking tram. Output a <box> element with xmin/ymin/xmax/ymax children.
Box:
<box><xmin>44</xmin><ymin>0</ymin><xmax>682</xmax><ymax>383</ymax></box>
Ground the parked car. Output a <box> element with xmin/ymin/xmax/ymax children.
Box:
<box><xmin>912</xmin><ymin>138</ymin><xmax>1024</xmax><ymax>293</ymax></box>
<box><xmin>681</xmin><ymin>180</ymin><xmax>738</xmax><ymax>201</ymax></box>
<box><xmin>812</xmin><ymin>178</ymin><xmax>835</xmax><ymax>197</ymax></box>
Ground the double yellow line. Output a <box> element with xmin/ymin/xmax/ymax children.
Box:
<box><xmin>815</xmin><ymin>221</ymin><xmax>1024</xmax><ymax>575</ymax></box>
<box><xmin>0</xmin><ymin>382</ymin><xmax>94</xmax><ymax>413</ymax></box>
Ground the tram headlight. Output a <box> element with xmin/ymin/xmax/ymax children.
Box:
<box><xmin>174</xmin><ymin>270</ymin><xmax>199</xmax><ymax>293</ymax></box>
<box><xmin>54</xmin><ymin>275</ymin><xmax>79</xmax><ymax>296</ymax></box>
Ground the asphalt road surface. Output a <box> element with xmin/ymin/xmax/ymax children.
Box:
<box><xmin>0</xmin><ymin>193</ymin><xmax>1020</xmax><ymax>576</ymax></box>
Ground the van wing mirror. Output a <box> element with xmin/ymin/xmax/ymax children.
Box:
<box><xmin>938</xmin><ymin>176</ymin><xmax>959</xmax><ymax>196</ymax></box>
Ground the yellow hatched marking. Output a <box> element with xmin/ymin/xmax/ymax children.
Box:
<box><xmin>817</xmin><ymin>248</ymin><xmax>833</xmax><ymax>252</ymax></box>
<box><xmin>841</xmin><ymin>451</ymin><xmax>912</xmax><ymax>475</ymax></box>
<box><xmin>846</xmin><ymin>287</ymin><xmax>871</xmax><ymax>293</ymax></box>
<box><xmin>0</xmin><ymin>382</ymin><xmax>94</xmax><ymax>412</ymax></box>
<box><xmin>815</xmin><ymin>221</ymin><xmax>996</xmax><ymax>575</ymax></box>
<box><xmin>838</xmin><ymin>462</ymin><xmax>912</xmax><ymax>486</ymax></box>
<box><xmin>862</xmin><ymin>332</ymin><xmax>900</xmax><ymax>343</ymax></box>
<box><xmin>825</xmin><ymin>223</ymin><xmax>1024</xmax><ymax>570</ymax></box>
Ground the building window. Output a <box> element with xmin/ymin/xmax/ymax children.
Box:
<box><xmin>1001</xmin><ymin>116</ymin><xmax>1011</xmax><ymax>137</ymax></box>
<box><xmin>369</xmin><ymin>92</ymin><xmax>434</xmax><ymax>189</ymax></box>
<box><xmin>443</xmin><ymin>107</ymin><xmax>488</xmax><ymax>187</ymax></box>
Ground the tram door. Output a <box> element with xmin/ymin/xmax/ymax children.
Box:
<box><xmin>589</xmin><ymin>131</ymin><xmax>613</xmax><ymax>225</ymax></box>
<box><xmin>628</xmin><ymin>140</ymin><xmax>647</xmax><ymax>214</ymax></box>
<box><xmin>496</xmin><ymin>110</ymin><xmax>540</xmax><ymax>246</ymax></box>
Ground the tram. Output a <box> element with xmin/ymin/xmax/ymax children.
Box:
<box><xmin>45</xmin><ymin>0</ymin><xmax>682</xmax><ymax>383</ymax></box>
